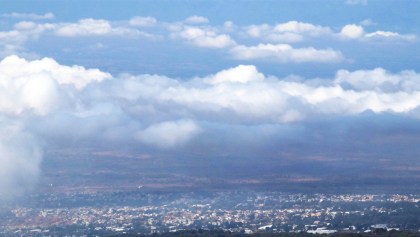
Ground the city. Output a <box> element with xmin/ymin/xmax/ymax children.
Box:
<box><xmin>1</xmin><ymin>191</ymin><xmax>419</xmax><ymax>236</ymax></box>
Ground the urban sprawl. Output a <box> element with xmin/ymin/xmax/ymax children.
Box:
<box><xmin>1</xmin><ymin>192</ymin><xmax>419</xmax><ymax>236</ymax></box>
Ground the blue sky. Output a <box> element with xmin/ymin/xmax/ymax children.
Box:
<box><xmin>0</xmin><ymin>0</ymin><xmax>419</xmax><ymax>198</ymax></box>
<box><xmin>1</xmin><ymin>0</ymin><xmax>420</xmax><ymax>77</ymax></box>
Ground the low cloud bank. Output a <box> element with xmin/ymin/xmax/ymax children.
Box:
<box><xmin>1</xmin><ymin>55</ymin><xmax>420</xmax><ymax>200</ymax></box>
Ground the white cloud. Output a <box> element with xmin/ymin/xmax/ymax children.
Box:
<box><xmin>172</xmin><ymin>26</ymin><xmax>236</xmax><ymax>48</ymax></box>
<box><xmin>207</xmin><ymin>65</ymin><xmax>264</xmax><ymax>84</ymax></box>
<box><xmin>24</xmin><ymin>57</ymin><xmax>420</xmax><ymax>122</ymax></box>
<box><xmin>184</xmin><ymin>15</ymin><xmax>209</xmax><ymax>24</ymax></box>
<box><xmin>0</xmin><ymin>30</ymin><xmax>26</xmax><ymax>45</ymax></box>
<box><xmin>129</xmin><ymin>16</ymin><xmax>157</xmax><ymax>27</ymax></box>
<box><xmin>0</xmin><ymin>55</ymin><xmax>113</xmax><ymax>199</ymax></box>
<box><xmin>13</xmin><ymin>21</ymin><xmax>37</xmax><ymax>30</ymax></box>
<box><xmin>12</xmin><ymin>21</ymin><xmax>55</xmax><ymax>36</ymax></box>
<box><xmin>156</xmin><ymin>79</ymin><xmax>293</xmax><ymax>121</ymax></box>
<box><xmin>246</xmin><ymin>24</ymin><xmax>303</xmax><ymax>43</ymax></box>
<box><xmin>0</xmin><ymin>122</ymin><xmax>42</xmax><ymax>201</ymax></box>
<box><xmin>0</xmin><ymin>18</ymin><xmax>157</xmax><ymax>54</ymax></box>
<box><xmin>55</xmin><ymin>18</ymin><xmax>112</xmax><ymax>36</ymax></box>
<box><xmin>0</xmin><ymin>27</ymin><xmax>40</xmax><ymax>57</ymax></box>
<box><xmin>245</xmin><ymin>21</ymin><xmax>332</xmax><ymax>43</ymax></box>
<box><xmin>0</xmin><ymin>16</ymin><xmax>415</xmax><ymax>65</ymax></box>
<box><xmin>3</xmin><ymin>56</ymin><xmax>420</xmax><ymax>198</ymax></box>
<box><xmin>3</xmin><ymin>56</ymin><xmax>420</xmax><ymax>126</ymax></box>
<box><xmin>1</xmin><ymin>12</ymin><xmax>54</xmax><ymax>20</ymax></box>
<box><xmin>340</xmin><ymin>24</ymin><xmax>365</xmax><ymax>39</ymax></box>
<box><xmin>111</xmin><ymin>64</ymin><xmax>420</xmax><ymax>121</ymax></box>
<box><xmin>2</xmin><ymin>55</ymin><xmax>110</xmax><ymax>89</ymax></box>
<box><xmin>365</xmin><ymin>31</ymin><xmax>416</xmax><ymax>41</ymax></box>
<box><xmin>0</xmin><ymin>55</ymin><xmax>110</xmax><ymax>115</ymax></box>
<box><xmin>365</xmin><ymin>31</ymin><xmax>399</xmax><ymax>38</ymax></box>
<box><xmin>0</xmin><ymin>22</ymin><xmax>54</xmax><ymax>56</ymax></box>
<box><xmin>244</xmin><ymin>20</ymin><xmax>415</xmax><ymax>43</ymax></box>
<box><xmin>0</xmin><ymin>23</ymin><xmax>52</xmax><ymax>57</ymax></box>
<box><xmin>55</xmin><ymin>18</ymin><xmax>142</xmax><ymax>37</ymax></box>
<box><xmin>339</xmin><ymin>24</ymin><xmax>416</xmax><ymax>41</ymax></box>
<box><xmin>230</xmin><ymin>43</ymin><xmax>344</xmax><ymax>63</ymax></box>
<box><xmin>335</xmin><ymin>68</ymin><xmax>420</xmax><ymax>93</ymax></box>
<box><xmin>274</xmin><ymin>21</ymin><xmax>331</xmax><ymax>35</ymax></box>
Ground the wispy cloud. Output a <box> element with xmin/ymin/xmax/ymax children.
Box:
<box><xmin>129</xmin><ymin>16</ymin><xmax>157</xmax><ymax>27</ymax></box>
<box><xmin>184</xmin><ymin>15</ymin><xmax>209</xmax><ymax>24</ymax></box>
<box><xmin>345</xmin><ymin>0</ymin><xmax>368</xmax><ymax>5</ymax></box>
<box><xmin>230</xmin><ymin>44</ymin><xmax>344</xmax><ymax>63</ymax></box>
<box><xmin>339</xmin><ymin>24</ymin><xmax>416</xmax><ymax>41</ymax></box>
<box><xmin>1</xmin><ymin>12</ymin><xmax>54</xmax><ymax>20</ymax></box>
<box><xmin>245</xmin><ymin>21</ymin><xmax>332</xmax><ymax>43</ymax></box>
<box><xmin>55</xmin><ymin>18</ymin><xmax>143</xmax><ymax>37</ymax></box>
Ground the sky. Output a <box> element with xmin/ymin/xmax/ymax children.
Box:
<box><xmin>0</xmin><ymin>0</ymin><xmax>420</xmax><ymax>199</ymax></box>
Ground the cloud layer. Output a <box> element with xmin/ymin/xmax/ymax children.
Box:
<box><xmin>2</xmin><ymin>55</ymin><xmax>420</xmax><ymax>138</ymax></box>
<box><xmin>1</xmin><ymin>55</ymin><xmax>420</xmax><ymax>200</ymax></box>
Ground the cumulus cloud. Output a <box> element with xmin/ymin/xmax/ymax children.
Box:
<box><xmin>55</xmin><ymin>18</ymin><xmax>113</xmax><ymax>36</ymax></box>
<box><xmin>120</xmin><ymin>65</ymin><xmax>419</xmax><ymax>121</ymax></box>
<box><xmin>1</xmin><ymin>55</ymin><xmax>110</xmax><ymax>89</ymax></box>
<box><xmin>0</xmin><ymin>55</ymin><xmax>110</xmax><ymax>115</ymax></box>
<box><xmin>340</xmin><ymin>24</ymin><xmax>364</xmax><ymax>39</ymax></box>
<box><xmin>207</xmin><ymin>65</ymin><xmax>264</xmax><ymax>84</ymax></box>
<box><xmin>335</xmin><ymin>68</ymin><xmax>420</xmax><ymax>93</ymax></box>
<box><xmin>1</xmin><ymin>12</ymin><xmax>54</xmax><ymax>20</ymax></box>
<box><xmin>3</xmin><ymin>55</ymin><xmax>420</xmax><ymax>134</ymax></box>
<box><xmin>274</xmin><ymin>21</ymin><xmax>330</xmax><ymax>34</ymax></box>
<box><xmin>55</xmin><ymin>18</ymin><xmax>143</xmax><ymax>37</ymax></box>
<box><xmin>129</xmin><ymin>16</ymin><xmax>157</xmax><ymax>27</ymax></box>
<box><xmin>339</xmin><ymin>24</ymin><xmax>416</xmax><ymax>41</ymax></box>
<box><xmin>246</xmin><ymin>24</ymin><xmax>302</xmax><ymax>43</ymax></box>
<box><xmin>230</xmin><ymin>43</ymin><xmax>344</xmax><ymax>63</ymax></box>
<box><xmin>0</xmin><ymin>55</ymin><xmax>112</xmax><ymax>199</ymax></box>
<box><xmin>116</xmin><ymin>64</ymin><xmax>420</xmax><ymax>120</ymax></box>
<box><xmin>243</xmin><ymin>20</ymin><xmax>415</xmax><ymax>44</ymax></box>
<box><xmin>246</xmin><ymin>21</ymin><xmax>332</xmax><ymax>43</ymax></box>
<box><xmin>171</xmin><ymin>26</ymin><xmax>236</xmax><ymax>48</ymax></box>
